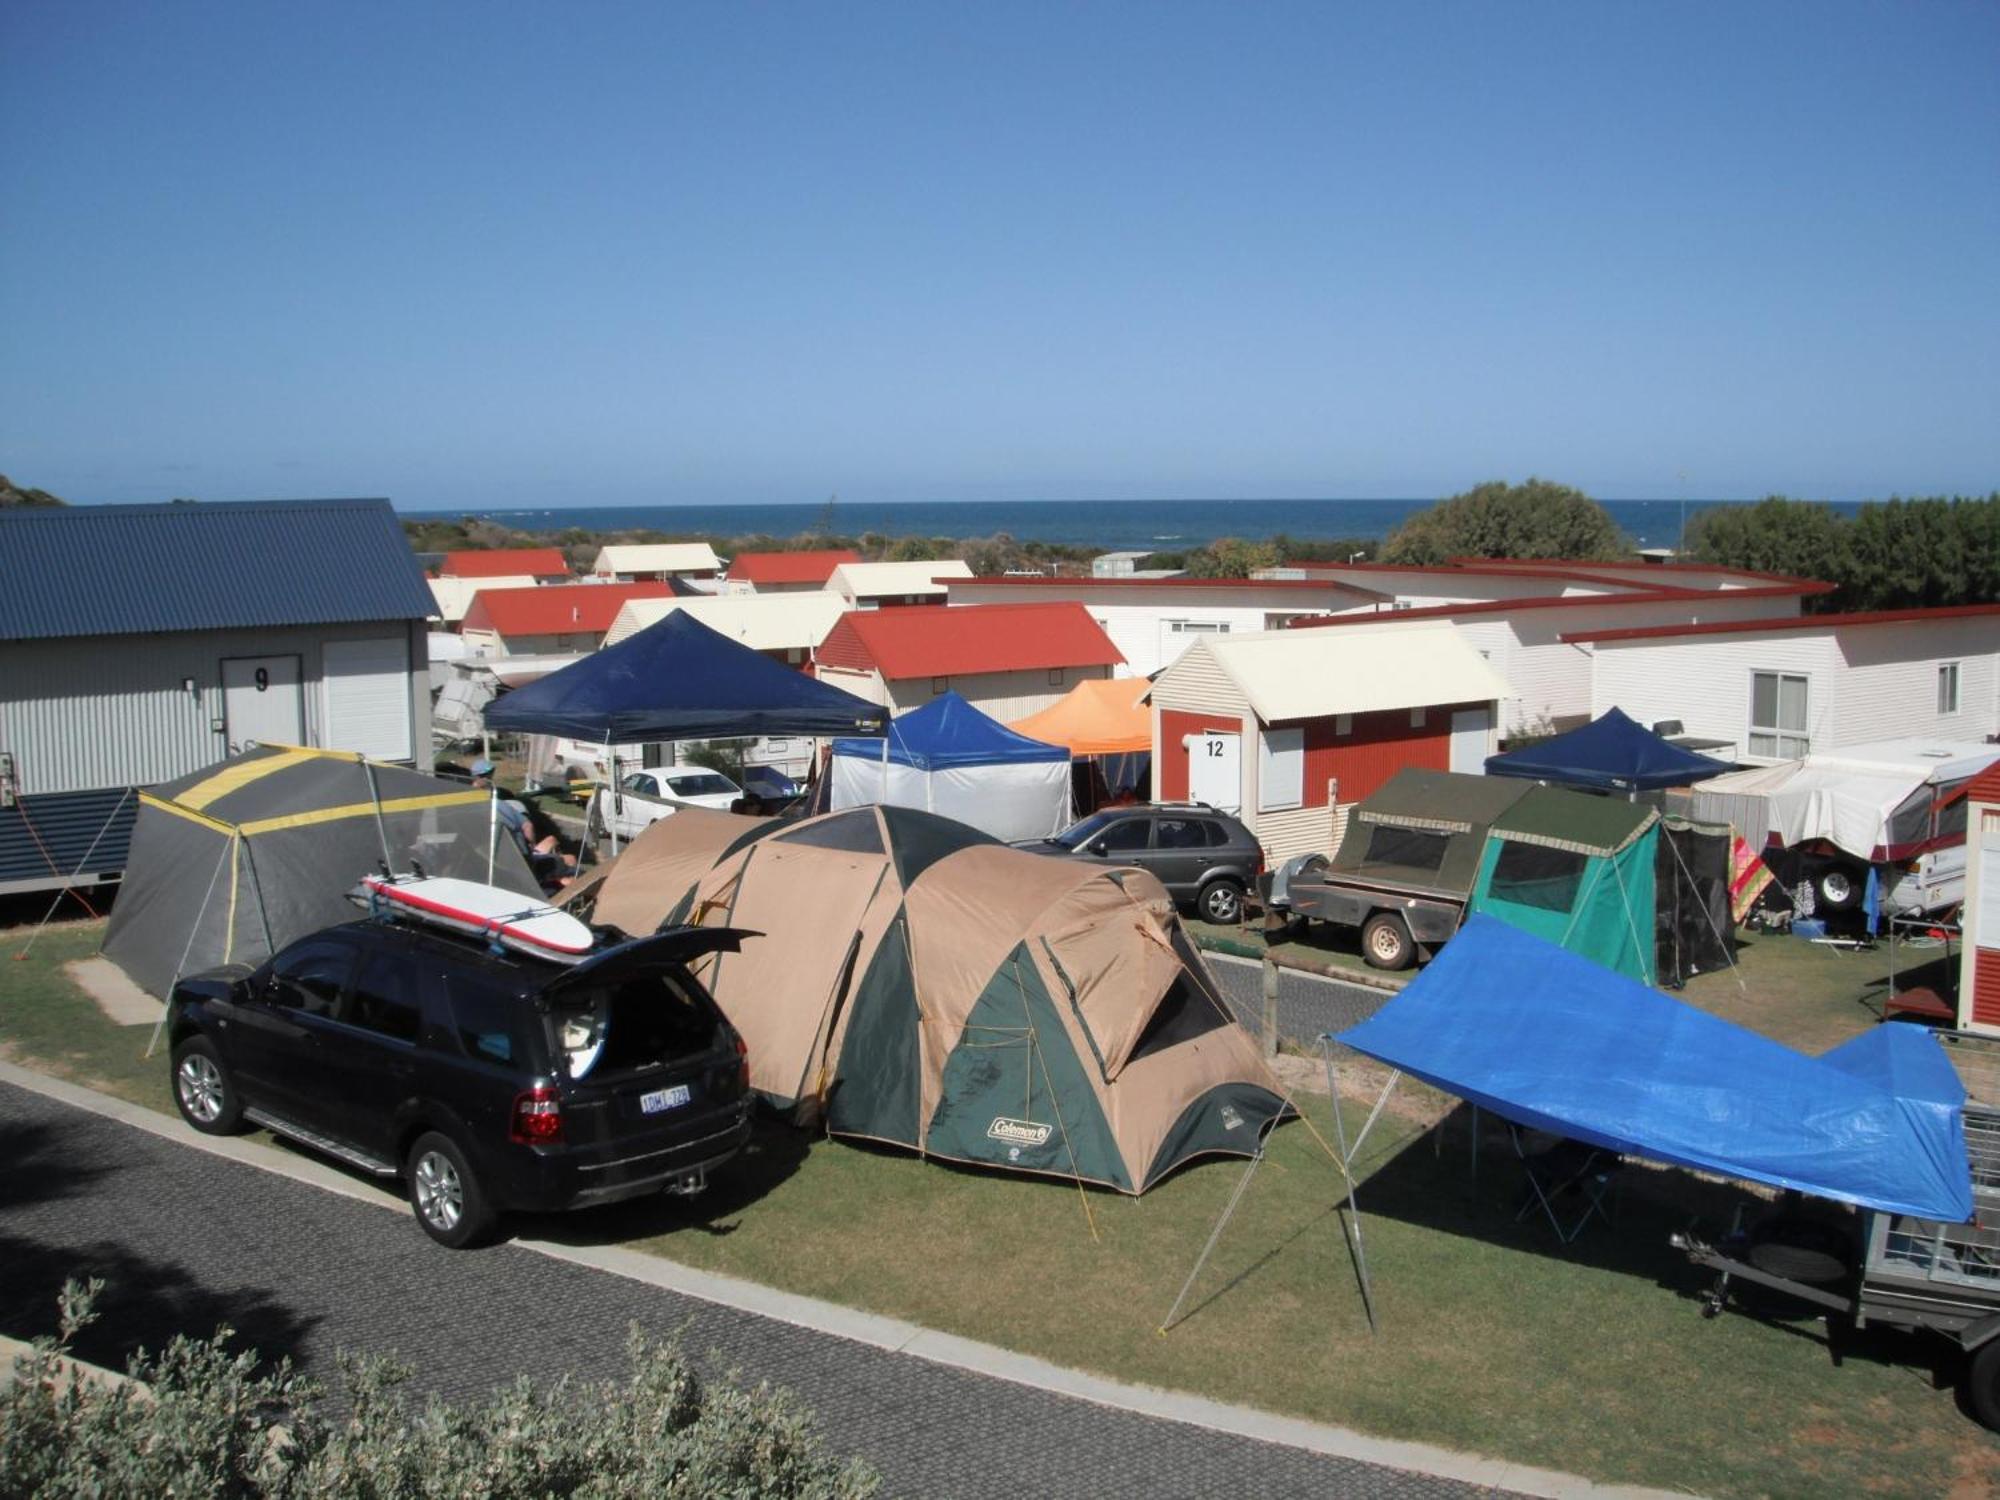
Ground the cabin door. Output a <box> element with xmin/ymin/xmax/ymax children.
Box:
<box><xmin>222</xmin><ymin>655</ymin><xmax>304</xmax><ymax>753</ymax></box>
<box><xmin>1450</xmin><ymin>708</ymin><xmax>1492</xmax><ymax>774</ymax></box>
<box><xmin>1189</xmin><ymin>730</ymin><xmax>1241</xmax><ymax>812</ymax></box>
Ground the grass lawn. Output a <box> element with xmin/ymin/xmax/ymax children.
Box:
<box><xmin>5</xmin><ymin>917</ymin><xmax>1997</xmax><ymax>1497</ymax></box>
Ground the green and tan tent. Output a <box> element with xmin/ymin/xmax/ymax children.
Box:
<box><xmin>105</xmin><ymin>744</ymin><xmax>540</xmax><ymax>998</ymax></box>
<box><xmin>570</xmin><ymin>804</ymin><xmax>1288</xmax><ymax>1193</ymax></box>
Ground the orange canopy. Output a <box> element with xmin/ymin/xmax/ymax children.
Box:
<box><xmin>1008</xmin><ymin>677</ymin><xmax>1152</xmax><ymax>756</ymax></box>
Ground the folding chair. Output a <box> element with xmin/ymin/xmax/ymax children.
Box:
<box><xmin>1512</xmin><ymin>1130</ymin><xmax>1621</xmax><ymax>1243</ymax></box>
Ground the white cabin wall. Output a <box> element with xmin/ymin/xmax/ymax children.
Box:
<box><xmin>1588</xmin><ymin>634</ymin><xmax>1841</xmax><ymax>761</ymax></box>
<box><xmin>1830</xmin><ymin>619</ymin><xmax>2000</xmax><ymax>745</ymax></box>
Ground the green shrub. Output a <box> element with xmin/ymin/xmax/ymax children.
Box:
<box><xmin>1</xmin><ymin>1281</ymin><xmax>878</xmax><ymax>1499</ymax></box>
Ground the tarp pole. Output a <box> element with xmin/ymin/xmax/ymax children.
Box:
<box><xmin>487</xmin><ymin>785</ymin><xmax>499</xmax><ymax>883</ymax></box>
<box><xmin>606</xmin><ymin>739</ymin><xmax>620</xmax><ymax>855</ymax></box>
<box><xmin>1322</xmin><ymin>1038</ymin><xmax>1379</xmax><ymax>1334</ymax></box>
<box><xmin>240</xmin><ymin>834</ymin><xmax>277</xmax><ymax>960</ymax></box>
<box><xmin>147</xmin><ymin>831</ymin><xmax>232</xmax><ymax>1059</ymax></box>
<box><xmin>362</xmin><ymin>759</ymin><xmax>393</xmax><ymax>874</ymax></box>
<box><xmin>1158</xmin><ymin>1131</ymin><xmax>1269</xmax><ymax>1334</ymax></box>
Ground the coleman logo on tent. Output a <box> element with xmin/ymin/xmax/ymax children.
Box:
<box><xmin>986</xmin><ymin>1116</ymin><xmax>1053</xmax><ymax>1147</ymax></box>
<box><xmin>1220</xmin><ymin>1104</ymin><xmax>1244</xmax><ymax>1131</ymax></box>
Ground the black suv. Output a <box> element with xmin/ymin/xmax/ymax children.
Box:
<box><xmin>167</xmin><ymin>920</ymin><xmax>755</xmax><ymax>1248</ymax></box>
<box><xmin>1013</xmin><ymin>803</ymin><xmax>1266</xmax><ymax>923</ymax></box>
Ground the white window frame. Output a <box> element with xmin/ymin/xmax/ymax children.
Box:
<box><xmin>1748</xmin><ymin>669</ymin><xmax>1810</xmax><ymax>758</ymax></box>
<box><xmin>1939</xmin><ymin>661</ymin><xmax>1961</xmax><ymax>715</ymax></box>
<box><xmin>1258</xmin><ymin>727</ymin><xmax>1304</xmax><ymax>812</ymax></box>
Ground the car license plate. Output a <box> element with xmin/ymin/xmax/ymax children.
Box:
<box><xmin>639</xmin><ymin>1084</ymin><xmax>691</xmax><ymax>1115</ymax></box>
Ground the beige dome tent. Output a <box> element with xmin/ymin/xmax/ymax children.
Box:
<box><xmin>568</xmin><ymin>805</ymin><xmax>1287</xmax><ymax>1193</ymax></box>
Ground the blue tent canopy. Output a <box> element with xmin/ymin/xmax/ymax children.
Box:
<box><xmin>829</xmin><ymin>692</ymin><xmax>1068</xmax><ymax>772</ymax></box>
<box><xmin>1335</xmin><ymin>917</ymin><xmax>1973</xmax><ymax>1222</ymax></box>
<box><xmin>1484</xmin><ymin>706</ymin><xmax>1734</xmax><ymax>791</ymax></box>
<box><xmin>483</xmin><ymin>610</ymin><xmax>887</xmax><ymax>743</ymax></box>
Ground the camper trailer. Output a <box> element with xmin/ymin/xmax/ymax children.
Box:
<box><xmin>1692</xmin><ymin>740</ymin><xmax>2000</xmax><ymax>918</ymax></box>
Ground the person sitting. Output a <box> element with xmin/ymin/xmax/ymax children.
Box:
<box><xmin>471</xmin><ymin>760</ymin><xmax>577</xmax><ymax>887</ymax></box>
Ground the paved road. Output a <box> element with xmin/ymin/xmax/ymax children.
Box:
<box><xmin>0</xmin><ymin>1080</ymin><xmax>1510</xmax><ymax>1500</ymax></box>
<box><xmin>1205</xmin><ymin>952</ymin><xmax>1394</xmax><ymax>1051</ymax></box>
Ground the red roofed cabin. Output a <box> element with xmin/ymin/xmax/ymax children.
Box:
<box><xmin>439</xmin><ymin>547</ymin><xmax>571</xmax><ymax>582</ymax></box>
<box><xmin>723</xmin><ymin>549</ymin><xmax>861</xmax><ymax>595</ymax></box>
<box><xmin>1957</xmin><ymin>764</ymin><xmax>2000</xmax><ymax>1034</ymax></box>
<box><xmin>814</xmin><ymin>602</ymin><xmax>1124</xmax><ymax>720</ymax></box>
<box><xmin>460</xmin><ymin>581</ymin><xmax>672</xmax><ymax>657</ymax></box>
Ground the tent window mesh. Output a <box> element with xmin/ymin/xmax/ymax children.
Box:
<box><xmin>774</xmin><ymin>809</ymin><xmax>884</xmax><ymax>854</ymax></box>
<box><xmin>1361</xmin><ymin>825</ymin><xmax>1450</xmax><ymax>874</ymax></box>
<box><xmin>1127</xmin><ymin>969</ymin><xmax>1231</xmax><ymax>1064</ymax></box>
<box><xmin>1489</xmin><ymin>841</ymin><xmax>1588</xmax><ymax>914</ymax></box>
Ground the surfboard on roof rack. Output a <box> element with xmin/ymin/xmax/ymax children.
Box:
<box><xmin>357</xmin><ymin>873</ymin><xmax>596</xmax><ymax>963</ymax></box>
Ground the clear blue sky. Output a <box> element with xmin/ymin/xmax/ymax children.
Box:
<box><xmin>4</xmin><ymin>1</ymin><xmax>1995</xmax><ymax>509</ymax></box>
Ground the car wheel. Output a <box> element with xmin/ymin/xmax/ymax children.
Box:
<box><xmin>171</xmin><ymin>1037</ymin><xmax>245</xmax><ymax>1135</ymax></box>
<box><xmin>1815</xmin><ymin>865</ymin><xmax>1862</xmax><ymax>911</ymax></box>
<box><xmin>1361</xmin><ymin>912</ymin><xmax>1415</xmax><ymax>971</ymax></box>
<box><xmin>1965</xmin><ymin>1339</ymin><xmax>2000</xmax><ymax>1432</ymax></box>
<box><xmin>406</xmin><ymin>1131</ymin><xmax>496</xmax><ymax>1249</ymax></box>
<box><xmin>1199</xmin><ymin>878</ymin><xmax>1245</xmax><ymax>924</ymax></box>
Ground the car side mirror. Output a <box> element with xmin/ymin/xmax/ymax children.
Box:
<box><xmin>1088</xmin><ymin>840</ymin><xmax>1109</xmax><ymax>857</ymax></box>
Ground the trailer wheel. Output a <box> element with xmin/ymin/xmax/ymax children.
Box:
<box><xmin>1964</xmin><ymin>1340</ymin><xmax>2000</xmax><ymax>1432</ymax></box>
<box><xmin>1815</xmin><ymin>864</ymin><xmax>1863</xmax><ymax>912</ymax></box>
<box><xmin>1361</xmin><ymin>912</ymin><xmax>1415</xmax><ymax>970</ymax></box>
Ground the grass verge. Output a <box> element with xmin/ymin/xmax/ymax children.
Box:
<box><xmin>2</xmin><ymin>918</ymin><xmax>1995</xmax><ymax>1497</ymax></box>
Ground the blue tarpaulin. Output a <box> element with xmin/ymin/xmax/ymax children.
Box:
<box><xmin>830</xmin><ymin>692</ymin><xmax>1068</xmax><ymax>771</ymax></box>
<box><xmin>1335</xmin><ymin>917</ymin><xmax>1973</xmax><ymax>1222</ymax></box>
<box><xmin>483</xmin><ymin>610</ymin><xmax>887</xmax><ymax>743</ymax></box>
<box><xmin>1484</xmin><ymin>706</ymin><xmax>1735</xmax><ymax>791</ymax></box>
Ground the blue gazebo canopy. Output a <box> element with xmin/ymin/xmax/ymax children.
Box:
<box><xmin>484</xmin><ymin>609</ymin><xmax>887</xmax><ymax>743</ymax></box>
<box><xmin>830</xmin><ymin>692</ymin><xmax>1067</xmax><ymax>772</ymax></box>
<box><xmin>1336</xmin><ymin>917</ymin><xmax>1973</xmax><ymax>1222</ymax></box>
<box><xmin>1485</xmin><ymin>706</ymin><xmax>1734</xmax><ymax>792</ymax></box>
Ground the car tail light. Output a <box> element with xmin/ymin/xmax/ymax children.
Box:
<box><xmin>510</xmin><ymin>1084</ymin><xmax>564</xmax><ymax>1145</ymax></box>
<box><xmin>734</xmin><ymin>1033</ymin><xmax>750</xmax><ymax>1091</ymax></box>
<box><xmin>1252</xmin><ymin>846</ymin><xmax>1267</xmax><ymax>877</ymax></box>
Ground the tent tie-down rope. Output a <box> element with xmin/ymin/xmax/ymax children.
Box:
<box><xmin>1014</xmin><ymin>953</ymin><xmax>1098</xmax><ymax>1243</ymax></box>
<box><xmin>145</xmin><ymin>832</ymin><xmax>236</xmax><ymax>1059</ymax></box>
<box><xmin>1158</xmin><ymin>1040</ymin><xmax>1373</xmax><ymax>1336</ymax></box>
<box><xmin>12</xmin><ymin>786</ymin><xmax>134</xmax><ymax>958</ymax></box>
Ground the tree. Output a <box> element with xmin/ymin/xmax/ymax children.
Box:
<box><xmin>1378</xmin><ymin>478</ymin><xmax>1626</xmax><ymax>565</ymax></box>
<box><xmin>1684</xmin><ymin>492</ymin><xmax>2000</xmax><ymax>613</ymax></box>
<box><xmin>1181</xmin><ymin>537</ymin><xmax>1280</xmax><ymax>578</ymax></box>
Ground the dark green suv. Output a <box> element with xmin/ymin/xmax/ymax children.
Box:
<box><xmin>1012</xmin><ymin>803</ymin><xmax>1266</xmax><ymax>923</ymax></box>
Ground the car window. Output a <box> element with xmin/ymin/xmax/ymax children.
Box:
<box><xmin>1155</xmin><ymin>818</ymin><xmax>1206</xmax><ymax>850</ymax></box>
<box><xmin>665</xmin><ymin>772</ymin><xmax>738</xmax><ymax>798</ymax></box>
<box><xmin>623</xmin><ymin>773</ymin><xmax>657</xmax><ymax>795</ymax></box>
<box><xmin>546</xmin><ymin>964</ymin><xmax>719</xmax><ymax>1081</ymax></box>
<box><xmin>1095</xmin><ymin>819</ymin><xmax>1151</xmax><ymax>853</ymax></box>
<box><xmin>1051</xmin><ymin>811</ymin><xmax>1121</xmax><ymax>849</ymax></box>
<box><xmin>347</xmin><ymin>947</ymin><xmax>422</xmax><ymax>1043</ymax></box>
<box><xmin>268</xmin><ymin>939</ymin><xmax>354</xmax><ymax>1018</ymax></box>
<box><xmin>1202</xmin><ymin>820</ymin><xmax>1234</xmax><ymax>848</ymax></box>
<box><xmin>445</xmin><ymin>974</ymin><xmax>535</xmax><ymax>1068</ymax></box>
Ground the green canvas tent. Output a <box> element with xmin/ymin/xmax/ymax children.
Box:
<box><xmin>1329</xmin><ymin>768</ymin><xmax>1535</xmax><ymax>898</ymax></box>
<box><xmin>105</xmin><ymin>744</ymin><xmax>540</xmax><ymax>999</ymax></box>
<box><xmin>1468</xmin><ymin>786</ymin><xmax>1660</xmax><ymax>984</ymax></box>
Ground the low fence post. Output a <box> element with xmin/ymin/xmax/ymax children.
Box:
<box><xmin>1261</xmin><ymin>955</ymin><xmax>1280</xmax><ymax>1057</ymax></box>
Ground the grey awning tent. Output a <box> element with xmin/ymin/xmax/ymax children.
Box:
<box><xmin>104</xmin><ymin>745</ymin><xmax>540</xmax><ymax>1000</ymax></box>
<box><xmin>483</xmin><ymin>610</ymin><xmax>888</xmax><ymax>742</ymax></box>
<box><xmin>1485</xmin><ymin>707</ymin><xmax>1735</xmax><ymax>792</ymax></box>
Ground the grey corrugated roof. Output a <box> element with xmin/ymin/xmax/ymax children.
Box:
<box><xmin>0</xmin><ymin>498</ymin><xmax>436</xmax><ymax>641</ymax></box>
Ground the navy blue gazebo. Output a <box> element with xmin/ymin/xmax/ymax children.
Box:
<box><xmin>484</xmin><ymin>609</ymin><xmax>887</xmax><ymax>743</ymax></box>
<box><xmin>1484</xmin><ymin>706</ymin><xmax>1733</xmax><ymax>793</ymax></box>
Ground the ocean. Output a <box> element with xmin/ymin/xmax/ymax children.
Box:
<box><xmin>402</xmin><ymin>497</ymin><xmax>1866</xmax><ymax>552</ymax></box>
